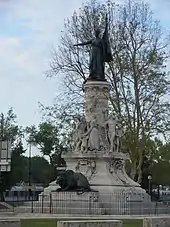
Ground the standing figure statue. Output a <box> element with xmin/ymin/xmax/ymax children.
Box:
<box><xmin>104</xmin><ymin>114</ymin><xmax>117</xmax><ymax>152</ymax></box>
<box><xmin>87</xmin><ymin>116</ymin><xmax>101</xmax><ymax>151</ymax></box>
<box><xmin>74</xmin><ymin>16</ymin><xmax>113</xmax><ymax>81</ymax></box>
<box><xmin>72</xmin><ymin>118</ymin><xmax>87</xmax><ymax>152</ymax></box>
<box><xmin>115</xmin><ymin>121</ymin><xmax>123</xmax><ymax>153</ymax></box>
<box><xmin>71</xmin><ymin>117</ymin><xmax>80</xmax><ymax>150</ymax></box>
<box><xmin>80</xmin><ymin>133</ymin><xmax>89</xmax><ymax>153</ymax></box>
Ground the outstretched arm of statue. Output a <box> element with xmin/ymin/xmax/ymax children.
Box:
<box><xmin>73</xmin><ymin>40</ymin><xmax>92</xmax><ymax>47</ymax></box>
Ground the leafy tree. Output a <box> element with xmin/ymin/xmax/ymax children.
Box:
<box><xmin>39</xmin><ymin>102</ymin><xmax>82</xmax><ymax>149</ymax></box>
<box><xmin>26</xmin><ymin>122</ymin><xmax>67</xmax><ymax>181</ymax></box>
<box><xmin>44</xmin><ymin>0</ymin><xmax>170</xmax><ymax>183</ymax></box>
<box><xmin>0</xmin><ymin>142</ymin><xmax>28</xmax><ymax>199</ymax></box>
<box><xmin>133</xmin><ymin>140</ymin><xmax>170</xmax><ymax>187</ymax></box>
<box><xmin>151</xmin><ymin>160</ymin><xmax>170</xmax><ymax>186</ymax></box>
<box><xmin>0</xmin><ymin>108</ymin><xmax>22</xmax><ymax>144</ymax></box>
<box><xmin>126</xmin><ymin>137</ymin><xmax>162</xmax><ymax>188</ymax></box>
<box><xmin>156</xmin><ymin>141</ymin><xmax>170</xmax><ymax>162</ymax></box>
<box><xmin>10</xmin><ymin>153</ymin><xmax>52</xmax><ymax>188</ymax></box>
<box><xmin>30</xmin><ymin>156</ymin><xmax>51</xmax><ymax>186</ymax></box>
<box><xmin>9</xmin><ymin>141</ymin><xmax>27</xmax><ymax>185</ymax></box>
<box><xmin>148</xmin><ymin>141</ymin><xmax>170</xmax><ymax>186</ymax></box>
<box><xmin>140</xmin><ymin>156</ymin><xmax>152</xmax><ymax>190</ymax></box>
<box><xmin>0</xmin><ymin>109</ymin><xmax>24</xmax><ymax>199</ymax></box>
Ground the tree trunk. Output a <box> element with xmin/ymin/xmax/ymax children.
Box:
<box><xmin>137</xmin><ymin>150</ymin><xmax>144</xmax><ymax>184</ymax></box>
<box><xmin>130</xmin><ymin>162</ymin><xmax>137</xmax><ymax>180</ymax></box>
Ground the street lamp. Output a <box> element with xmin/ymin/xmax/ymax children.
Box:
<box><xmin>55</xmin><ymin>165</ymin><xmax>66</xmax><ymax>179</ymax></box>
<box><xmin>56</xmin><ymin>166</ymin><xmax>66</xmax><ymax>171</ymax></box>
<box><xmin>28</xmin><ymin>142</ymin><xmax>32</xmax><ymax>200</ymax></box>
<box><xmin>148</xmin><ymin>175</ymin><xmax>152</xmax><ymax>195</ymax></box>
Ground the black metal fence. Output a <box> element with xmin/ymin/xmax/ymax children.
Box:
<box><xmin>1</xmin><ymin>191</ymin><xmax>170</xmax><ymax>216</ymax></box>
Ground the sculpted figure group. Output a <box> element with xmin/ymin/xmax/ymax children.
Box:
<box><xmin>71</xmin><ymin>112</ymin><xmax>123</xmax><ymax>154</ymax></box>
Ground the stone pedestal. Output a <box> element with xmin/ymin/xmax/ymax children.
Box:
<box><xmin>64</xmin><ymin>80</ymin><xmax>146</xmax><ymax>192</ymax></box>
<box><xmin>41</xmin><ymin>80</ymin><xmax>151</xmax><ymax>215</ymax></box>
<box><xmin>143</xmin><ymin>217</ymin><xmax>170</xmax><ymax>227</ymax></box>
<box><xmin>63</xmin><ymin>152</ymin><xmax>148</xmax><ymax>204</ymax></box>
<box><xmin>43</xmin><ymin>180</ymin><xmax>59</xmax><ymax>193</ymax></box>
<box><xmin>64</xmin><ymin>152</ymin><xmax>140</xmax><ymax>190</ymax></box>
<box><xmin>0</xmin><ymin>220</ymin><xmax>20</xmax><ymax>227</ymax></box>
<box><xmin>66</xmin><ymin>80</ymin><xmax>150</xmax><ymax>208</ymax></box>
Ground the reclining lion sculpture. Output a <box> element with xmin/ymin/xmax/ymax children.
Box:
<box><xmin>56</xmin><ymin>170</ymin><xmax>91</xmax><ymax>192</ymax></box>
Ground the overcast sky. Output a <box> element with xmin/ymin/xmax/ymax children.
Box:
<box><xmin>0</xmin><ymin>0</ymin><xmax>170</xmax><ymax>155</ymax></box>
<box><xmin>0</xmin><ymin>0</ymin><xmax>84</xmax><ymax>128</ymax></box>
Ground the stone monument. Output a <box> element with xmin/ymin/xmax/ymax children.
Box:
<box><xmin>41</xmin><ymin>16</ymin><xmax>151</xmax><ymax>214</ymax></box>
<box><xmin>63</xmin><ymin>81</ymin><xmax>146</xmax><ymax>194</ymax></box>
<box><xmin>65</xmin><ymin>16</ymin><xmax>142</xmax><ymax>189</ymax></box>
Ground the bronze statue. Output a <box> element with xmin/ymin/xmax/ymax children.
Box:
<box><xmin>74</xmin><ymin>16</ymin><xmax>113</xmax><ymax>81</ymax></box>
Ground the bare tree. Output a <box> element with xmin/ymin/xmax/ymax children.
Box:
<box><xmin>45</xmin><ymin>0</ymin><xmax>170</xmax><ymax>183</ymax></box>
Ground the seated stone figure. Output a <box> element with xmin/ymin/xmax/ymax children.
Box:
<box><xmin>56</xmin><ymin>170</ymin><xmax>91</xmax><ymax>192</ymax></box>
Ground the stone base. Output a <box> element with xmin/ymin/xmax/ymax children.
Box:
<box><xmin>0</xmin><ymin>220</ymin><xmax>20</xmax><ymax>227</ymax></box>
<box><xmin>143</xmin><ymin>217</ymin><xmax>170</xmax><ymax>227</ymax></box>
<box><xmin>38</xmin><ymin>151</ymin><xmax>151</xmax><ymax>215</ymax></box>
<box><xmin>18</xmin><ymin>190</ymin><xmax>168</xmax><ymax>215</ymax></box>
<box><xmin>61</xmin><ymin>152</ymin><xmax>151</xmax><ymax>214</ymax></box>
<box><xmin>36</xmin><ymin>152</ymin><xmax>152</xmax><ymax>215</ymax></box>
<box><xmin>42</xmin><ymin>180</ymin><xmax>59</xmax><ymax>193</ymax></box>
<box><xmin>42</xmin><ymin>191</ymin><xmax>102</xmax><ymax>215</ymax></box>
<box><xmin>41</xmin><ymin>190</ymin><xmax>150</xmax><ymax>215</ymax></box>
<box><xmin>63</xmin><ymin>152</ymin><xmax>148</xmax><ymax>196</ymax></box>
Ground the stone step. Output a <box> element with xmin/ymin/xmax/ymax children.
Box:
<box><xmin>0</xmin><ymin>212</ymin><xmax>15</xmax><ymax>216</ymax></box>
<box><xmin>0</xmin><ymin>219</ymin><xmax>20</xmax><ymax>227</ymax></box>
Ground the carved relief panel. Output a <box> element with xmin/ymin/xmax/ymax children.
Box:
<box><xmin>75</xmin><ymin>159</ymin><xmax>97</xmax><ymax>181</ymax></box>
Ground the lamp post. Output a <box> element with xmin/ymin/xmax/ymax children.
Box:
<box><xmin>148</xmin><ymin>175</ymin><xmax>152</xmax><ymax>195</ymax></box>
<box><xmin>28</xmin><ymin>142</ymin><xmax>32</xmax><ymax>200</ymax></box>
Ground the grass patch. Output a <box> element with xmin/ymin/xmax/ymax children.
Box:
<box><xmin>122</xmin><ymin>219</ymin><xmax>143</xmax><ymax>227</ymax></box>
<box><xmin>21</xmin><ymin>219</ymin><xmax>143</xmax><ymax>227</ymax></box>
<box><xmin>21</xmin><ymin>219</ymin><xmax>57</xmax><ymax>227</ymax></box>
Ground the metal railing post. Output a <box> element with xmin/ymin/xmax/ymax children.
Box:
<box><xmin>41</xmin><ymin>194</ymin><xmax>44</xmax><ymax>213</ymax></box>
<box><xmin>50</xmin><ymin>193</ymin><xmax>52</xmax><ymax>214</ymax></box>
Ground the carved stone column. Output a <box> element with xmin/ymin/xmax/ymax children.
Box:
<box><xmin>84</xmin><ymin>80</ymin><xmax>110</xmax><ymax>125</ymax></box>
